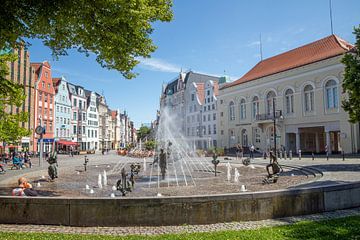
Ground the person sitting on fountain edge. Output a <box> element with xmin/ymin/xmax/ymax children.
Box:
<box><xmin>159</xmin><ymin>148</ymin><xmax>167</xmax><ymax>180</ymax></box>
<box><xmin>12</xmin><ymin>177</ymin><xmax>38</xmax><ymax>196</ymax></box>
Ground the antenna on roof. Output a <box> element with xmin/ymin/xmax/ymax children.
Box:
<box><xmin>329</xmin><ymin>0</ymin><xmax>334</xmax><ymax>35</ymax></box>
<box><xmin>259</xmin><ymin>33</ymin><xmax>263</xmax><ymax>61</ymax></box>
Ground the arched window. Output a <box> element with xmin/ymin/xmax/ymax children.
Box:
<box><xmin>304</xmin><ymin>85</ymin><xmax>314</xmax><ymax>112</ymax></box>
<box><xmin>285</xmin><ymin>89</ymin><xmax>294</xmax><ymax>114</ymax></box>
<box><xmin>266</xmin><ymin>91</ymin><xmax>276</xmax><ymax>116</ymax></box>
<box><xmin>252</xmin><ymin>96</ymin><xmax>259</xmax><ymax>119</ymax></box>
<box><xmin>325</xmin><ymin>80</ymin><xmax>338</xmax><ymax>109</ymax></box>
<box><xmin>240</xmin><ymin>99</ymin><xmax>246</xmax><ymax>119</ymax></box>
<box><xmin>229</xmin><ymin>101</ymin><xmax>235</xmax><ymax>121</ymax></box>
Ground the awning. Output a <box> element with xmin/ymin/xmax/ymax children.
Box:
<box><xmin>57</xmin><ymin>140</ymin><xmax>79</xmax><ymax>146</ymax></box>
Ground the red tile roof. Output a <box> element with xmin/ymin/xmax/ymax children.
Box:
<box><xmin>111</xmin><ymin>110</ymin><xmax>117</xmax><ymax>120</ymax></box>
<box><xmin>52</xmin><ymin>78</ymin><xmax>61</xmax><ymax>93</ymax></box>
<box><xmin>223</xmin><ymin>35</ymin><xmax>353</xmax><ymax>89</ymax></box>
<box><xmin>196</xmin><ymin>83</ymin><xmax>205</xmax><ymax>104</ymax></box>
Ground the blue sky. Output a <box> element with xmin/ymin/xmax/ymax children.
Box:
<box><xmin>27</xmin><ymin>0</ymin><xmax>360</xmax><ymax>128</ymax></box>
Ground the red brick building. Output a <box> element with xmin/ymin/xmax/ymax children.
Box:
<box><xmin>31</xmin><ymin>61</ymin><xmax>56</xmax><ymax>153</ymax></box>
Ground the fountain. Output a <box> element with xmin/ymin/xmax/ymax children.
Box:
<box><xmin>103</xmin><ymin>170</ymin><xmax>107</xmax><ymax>186</ymax></box>
<box><xmin>226</xmin><ymin>162</ymin><xmax>232</xmax><ymax>182</ymax></box>
<box><xmin>234</xmin><ymin>168</ymin><xmax>240</xmax><ymax>183</ymax></box>
<box><xmin>98</xmin><ymin>174</ymin><xmax>103</xmax><ymax>189</ymax></box>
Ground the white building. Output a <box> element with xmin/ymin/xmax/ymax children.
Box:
<box><xmin>85</xmin><ymin>90</ymin><xmax>99</xmax><ymax>151</ymax></box>
<box><xmin>218</xmin><ymin>35</ymin><xmax>359</xmax><ymax>154</ymax></box>
<box><xmin>160</xmin><ymin>71</ymin><xmax>220</xmax><ymax>148</ymax></box>
<box><xmin>68</xmin><ymin>83</ymin><xmax>88</xmax><ymax>150</ymax></box>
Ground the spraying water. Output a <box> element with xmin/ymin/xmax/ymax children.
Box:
<box><xmin>98</xmin><ymin>173</ymin><xmax>103</xmax><ymax>189</ymax></box>
<box><xmin>226</xmin><ymin>162</ymin><xmax>232</xmax><ymax>182</ymax></box>
<box><xmin>150</xmin><ymin>106</ymin><xmax>214</xmax><ymax>188</ymax></box>
<box><xmin>103</xmin><ymin>170</ymin><xmax>107</xmax><ymax>186</ymax></box>
<box><xmin>234</xmin><ymin>168</ymin><xmax>240</xmax><ymax>183</ymax></box>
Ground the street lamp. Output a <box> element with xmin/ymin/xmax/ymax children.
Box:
<box><xmin>272</xmin><ymin>98</ymin><xmax>283</xmax><ymax>158</ymax></box>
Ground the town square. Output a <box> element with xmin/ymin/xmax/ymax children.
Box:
<box><xmin>0</xmin><ymin>0</ymin><xmax>360</xmax><ymax>239</ymax></box>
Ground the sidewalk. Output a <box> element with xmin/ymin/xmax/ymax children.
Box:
<box><xmin>0</xmin><ymin>207</ymin><xmax>359</xmax><ymax>236</ymax></box>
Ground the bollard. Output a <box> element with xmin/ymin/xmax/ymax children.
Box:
<box><xmin>284</xmin><ymin>151</ymin><xmax>287</xmax><ymax>160</ymax></box>
<box><xmin>312</xmin><ymin>152</ymin><xmax>314</xmax><ymax>161</ymax></box>
<box><xmin>298</xmin><ymin>149</ymin><xmax>302</xmax><ymax>160</ymax></box>
<box><xmin>342</xmin><ymin>151</ymin><xmax>345</xmax><ymax>161</ymax></box>
<box><xmin>326</xmin><ymin>152</ymin><xmax>329</xmax><ymax>161</ymax></box>
<box><xmin>263</xmin><ymin>151</ymin><xmax>267</xmax><ymax>159</ymax></box>
<box><xmin>289</xmin><ymin>150</ymin><xmax>292</xmax><ymax>160</ymax></box>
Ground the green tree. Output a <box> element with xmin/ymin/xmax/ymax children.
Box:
<box><xmin>0</xmin><ymin>0</ymin><xmax>173</xmax><ymax>79</ymax></box>
<box><xmin>342</xmin><ymin>25</ymin><xmax>360</xmax><ymax>123</ymax></box>
<box><xmin>0</xmin><ymin>53</ymin><xmax>31</xmax><ymax>145</ymax></box>
<box><xmin>145</xmin><ymin>140</ymin><xmax>156</xmax><ymax>150</ymax></box>
<box><xmin>137</xmin><ymin>126</ymin><xmax>151</xmax><ymax>140</ymax></box>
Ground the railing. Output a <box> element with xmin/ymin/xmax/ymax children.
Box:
<box><xmin>255</xmin><ymin>111</ymin><xmax>282</xmax><ymax>121</ymax></box>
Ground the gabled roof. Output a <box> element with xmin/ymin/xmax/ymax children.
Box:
<box><xmin>196</xmin><ymin>83</ymin><xmax>205</xmax><ymax>104</ymax></box>
<box><xmin>111</xmin><ymin>110</ymin><xmax>118</xmax><ymax>120</ymax></box>
<box><xmin>222</xmin><ymin>35</ymin><xmax>353</xmax><ymax>89</ymax></box>
<box><xmin>52</xmin><ymin>77</ymin><xmax>61</xmax><ymax>93</ymax></box>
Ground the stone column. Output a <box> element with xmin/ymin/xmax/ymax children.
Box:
<box><xmin>326</xmin><ymin>131</ymin><xmax>332</xmax><ymax>154</ymax></box>
<box><xmin>295</xmin><ymin>131</ymin><xmax>300</xmax><ymax>152</ymax></box>
<box><xmin>315</xmin><ymin>132</ymin><xmax>320</xmax><ymax>153</ymax></box>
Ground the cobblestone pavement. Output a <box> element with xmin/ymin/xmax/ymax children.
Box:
<box><xmin>0</xmin><ymin>207</ymin><xmax>359</xmax><ymax>236</ymax></box>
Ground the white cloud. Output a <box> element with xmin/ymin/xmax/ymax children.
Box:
<box><xmin>137</xmin><ymin>57</ymin><xmax>181</xmax><ymax>73</ymax></box>
<box><xmin>247</xmin><ymin>41</ymin><xmax>260</xmax><ymax>47</ymax></box>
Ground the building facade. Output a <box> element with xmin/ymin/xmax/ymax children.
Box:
<box><xmin>68</xmin><ymin>83</ymin><xmax>88</xmax><ymax>150</ymax></box>
<box><xmin>218</xmin><ymin>35</ymin><xmax>359</xmax><ymax>154</ymax></box>
<box><xmin>32</xmin><ymin>61</ymin><xmax>55</xmax><ymax>153</ymax></box>
<box><xmin>2</xmin><ymin>46</ymin><xmax>36</xmax><ymax>152</ymax></box>
<box><xmin>160</xmin><ymin>71</ymin><xmax>220</xmax><ymax>149</ymax></box>
<box><xmin>53</xmin><ymin>77</ymin><xmax>72</xmax><ymax>142</ymax></box>
<box><xmin>85</xmin><ymin>91</ymin><xmax>99</xmax><ymax>150</ymax></box>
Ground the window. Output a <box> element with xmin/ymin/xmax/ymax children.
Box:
<box><xmin>304</xmin><ymin>85</ymin><xmax>314</xmax><ymax>112</ymax></box>
<box><xmin>45</xmin><ymin>72</ymin><xmax>48</xmax><ymax>78</ymax></box>
<box><xmin>79</xmin><ymin>100</ymin><xmax>82</xmax><ymax>109</ymax></box>
<box><xmin>191</xmin><ymin>94</ymin><xmax>195</xmax><ymax>101</ymax></box>
<box><xmin>285</xmin><ymin>89</ymin><xmax>294</xmax><ymax>114</ymax></box>
<box><xmin>82</xmin><ymin>126</ymin><xmax>85</xmax><ymax>134</ymax></box>
<box><xmin>44</xmin><ymin>94</ymin><xmax>48</xmax><ymax>102</ymax></box>
<box><xmin>213</xmin><ymin>124</ymin><xmax>216</xmax><ymax>134</ymax></box>
<box><xmin>212</xmin><ymin>104</ymin><xmax>215</xmax><ymax>110</ymax></box>
<box><xmin>60</xmin><ymin>117</ymin><xmax>63</xmax><ymax>124</ymax></box>
<box><xmin>240</xmin><ymin>99</ymin><xmax>246</xmax><ymax>119</ymax></box>
<box><xmin>203</xmin><ymin>115</ymin><xmax>206</xmax><ymax>122</ymax></box>
<box><xmin>187</xmin><ymin>116</ymin><xmax>190</xmax><ymax>123</ymax></box>
<box><xmin>221</xmin><ymin>130</ymin><xmax>224</xmax><ymax>135</ymax></box>
<box><xmin>42</xmin><ymin>81</ymin><xmax>45</xmax><ymax>88</ymax></box>
<box><xmin>50</xmin><ymin>95</ymin><xmax>53</xmax><ymax>103</ymax></box>
<box><xmin>56</xmin><ymin>128</ymin><xmax>59</xmax><ymax>137</ymax></box>
<box><xmin>56</xmin><ymin>106</ymin><xmax>59</xmax><ymax>112</ymax></box>
<box><xmin>62</xmin><ymin>85</ymin><xmax>65</xmax><ymax>90</ymax></box>
<box><xmin>208</xmin><ymin>105</ymin><xmax>210</xmax><ymax>111</ymax></box>
<box><xmin>208</xmin><ymin>125</ymin><xmax>211</xmax><ymax>134</ymax></box>
<box><xmin>49</xmin><ymin>122</ymin><xmax>52</xmax><ymax>131</ymax></box>
<box><xmin>73</xmin><ymin>98</ymin><xmax>77</xmax><ymax>107</ymax></box>
<box><xmin>229</xmin><ymin>101</ymin><xmax>235</xmax><ymax>121</ymax></box>
<box><xmin>95</xmin><ymin>130</ymin><xmax>97</xmax><ymax>138</ymax></box>
<box><xmin>60</xmin><ymin>106</ymin><xmax>63</xmax><ymax>113</ymax></box>
<box><xmin>266</xmin><ymin>91</ymin><xmax>276</xmax><ymax>116</ymax></box>
<box><xmin>194</xmin><ymin>105</ymin><xmax>197</xmax><ymax>111</ymax></box>
<box><xmin>252</xmin><ymin>96</ymin><xmax>259</xmax><ymax>119</ymax></box>
<box><xmin>56</xmin><ymin>117</ymin><xmax>59</xmax><ymax>123</ymax></box>
<box><xmin>190</xmin><ymin>106</ymin><xmax>192</xmax><ymax>113</ymax></box>
<box><xmin>213</xmin><ymin>113</ymin><xmax>216</xmax><ymax>120</ymax></box>
<box><xmin>204</xmin><ymin>106</ymin><xmax>206</xmax><ymax>112</ymax></box>
<box><xmin>220</xmin><ymin>112</ymin><xmax>224</xmax><ymax>117</ymax></box>
<box><xmin>220</xmin><ymin>99</ymin><xmax>223</xmax><ymax>104</ymax></box>
<box><xmin>47</xmin><ymin>83</ymin><xmax>50</xmax><ymax>89</ymax></box>
<box><xmin>208</xmin><ymin>114</ymin><xmax>210</xmax><ymax>121</ymax></box>
<box><xmin>73</xmin><ymin>112</ymin><xmax>77</xmax><ymax>121</ymax></box>
<box><xmin>82</xmin><ymin>113</ymin><xmax>86</xmax><ymax>121</ymax></box>
<box><xmin>88</xmin><ymin>130</ymin><xmax>90</xmax><ymax>137</ymax></box>
<box><xmin>38</xmin><ymin>92</ymin><xmax>42</xmax><ymax>101</ymax></box>
<box><xmin>325</xmin><ymin>80</ymin><xmax>338</xmax><ymax>109</ymax></box>
<box><xmin>73</xmin><ymin>126</ymin><xmax>76</xmax><ymax>134</ymax></box>
<box><xmin>207</xmin><ymin>90</ymin><xmax>210</xmax><ymax>96</ymax></box>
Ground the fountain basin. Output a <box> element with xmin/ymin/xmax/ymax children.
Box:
<box><xmin>0</xmin><ymin>182</ymin><xmax>359</xmax><ymax>226</ymax></box>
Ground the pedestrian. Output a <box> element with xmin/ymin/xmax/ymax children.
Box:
<box><xmin>250</xmin><ymin>144</ymin><xmax>255</xmax><ymax>159</ymax></box>
<box><xmin>236</xmin><ymin>144</ymin><xmax>243</xmax><ymax>160</ymax></box>
<box><xmin>159</xmin><ymin>148</ymin><xmax>167</xmax><ymax>180</ymax></box>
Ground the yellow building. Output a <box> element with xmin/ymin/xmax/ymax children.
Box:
<box><xmin>218</xmin><ymin>35</ymin><xmax>359</xmax><ymax>154</ymax></box>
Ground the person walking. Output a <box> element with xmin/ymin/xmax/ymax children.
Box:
<box><xmin>250</xmin><ymin>144</ymin><xmax>255</xmax><ymax>159</ymax></box>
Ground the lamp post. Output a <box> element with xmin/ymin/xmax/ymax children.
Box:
<box><xmin>272</xmin><ymin>98</ymin><xmax>283</xmax><ymax>158</ymax></box>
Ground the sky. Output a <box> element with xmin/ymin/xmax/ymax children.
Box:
<box><xmin>27</xmin><ymin>0</ymin><xmax>360</xmax><ymax>128</ymax></box>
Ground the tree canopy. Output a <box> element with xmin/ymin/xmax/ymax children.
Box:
<box><xmin>342</xmin><ymin>25</ymin><xmax>360</xmax><ymax>123</ymax></box>
<box><xmin>0</xmin><ymin>0</ymin><xmax>173</xmax><ymax>79</ymax></box>
<box><xmin>137</xmin><ymin>125</ymin><xmax>151</xmax><ymax>140</ymax></box>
